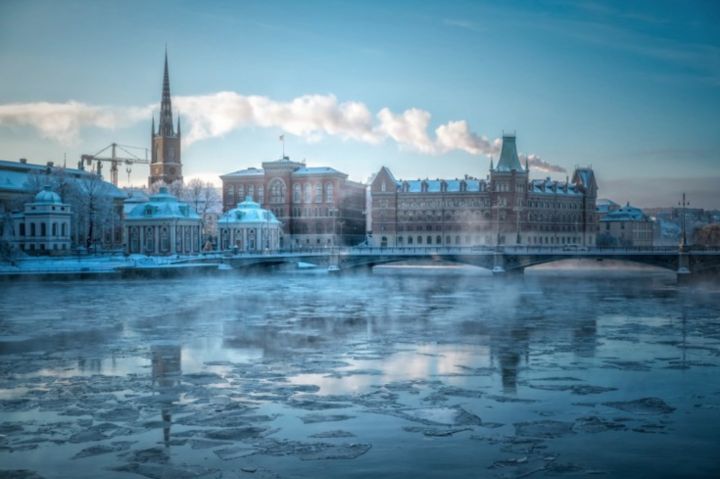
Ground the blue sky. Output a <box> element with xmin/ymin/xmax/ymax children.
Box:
<box><xmin>1</xmin><ymin>0</ymin><xmax>718</xmax><ymax>207</ymax></box>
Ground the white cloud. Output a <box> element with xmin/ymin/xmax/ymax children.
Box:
<box><xmin>0</xmin><ymin>101</ymin><xmax>151</xmax><ymax>144</ymax></box>
<box><xmin>0</xmin><ymin>93</ymin><xmax>563</xmax><ymax>173</ymax></box>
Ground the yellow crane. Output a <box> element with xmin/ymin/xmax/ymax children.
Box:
<box><xmin>80</xmin><ymin>143</ymin><xmax>149</xmax><ymax>186</ymax></box>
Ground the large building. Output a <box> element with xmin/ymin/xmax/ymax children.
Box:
<box><xmin>149</xmin><ymin>51</ymin><xmax>182</xmax><ymax>187</ymax></box>
<box><xmin>218</xmin><ymin>196</ymin><xmax>282</xmax><ymax>252</ymax></box>
<box><xmin>369</xmin><ymin>134</ymin><xmax>598</xmax><ymax>248</ymax></box>
<box><xmin>0</xmin><ymin>158</ymin><xmax>126</xmax><ymax>252</ymax></box>
<box><xmin>11</xmin><ymin>186</ymin><xmax>72</xmax><ymax>254</ymax></box>
<box><xmin>220</xmin><ymin>157</ymin><xmax>366</xmax><ymax>249</ymax></box>
<box><xmin>598</xmin><ymin>202</ymin><xmax>654</xmax><ymax>247</ymax></box>
<box><xmin>124</xmin><ymin>187</ymin><xmax>202</xmax><ymax>255</ymax></box>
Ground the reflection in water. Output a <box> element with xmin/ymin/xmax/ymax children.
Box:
<box><xmin>151</xmin><ymin>344</ymin><xmax>182</xmax><ymax>447</ymax></box>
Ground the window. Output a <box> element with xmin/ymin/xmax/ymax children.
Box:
<box><xmin>248</xmin><ymin>185</ymin><xmax>254</xmax><ymax>200</ymax></box>
<box><xmin>314</xmin><ymin>183</ymin><xmax>322</xmax><ymax>203</ymax></box>
<box><xmin>41</xmin><ymin>223</ymin><xmax>46</xmax><ymax>236</ymax></box>
<box><xmin>19</xmin><ymin>223</ymin><xmax>25</xmax><ymax>236</ymax></box>
<box><xmin>325</xmin><ymin>183</ymin><xmax>334</xmax><ymax>203</ymax></box>
<box><xmin>269</xmin><ymin>179</ymin><xmax>286</xmax><ymax>204</ymax></box>
<box><xmin>293</xmin><ymin>184</ymin><xmax>301</xmax><ymax>203</ymax></box>
<box><xmin>304</xmin><ymin>183</ymin><xmax>311</xmax><ymax>203</ymax></box>
<box><xmin>258</xmin><ymin>186</ymin><xmax>264</xmax><ymax>203</ymax></box>
<box><xmin>52</xmin><ymin>223</ymin><xmax>57</xmax><ymax>236</ymax></box>
<box><xmin>381</xmin><ymin>182</ymin><xmax>386</xmax><ymax>192</ymax></box>
<box><xmin>237</xmin><ymin>184</ymin><xmax>244</xmax><ymax>200</ymax></box>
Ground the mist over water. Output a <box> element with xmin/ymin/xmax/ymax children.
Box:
<box><xmin>1</xmin><ymin>270</ymin><xmax>719</xmax><ymax>478</ymax></box>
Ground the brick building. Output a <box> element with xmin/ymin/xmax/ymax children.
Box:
<box><xmin>220</xmin><ymin>157</ymin><xmax>366</xmax><ymax>249</ymax></box>
<box><xmin>369</xmin><ymin>134</ymin><xmax>598</xmax><ymax>248</ymax></box>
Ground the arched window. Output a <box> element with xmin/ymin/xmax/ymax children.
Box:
<box><xmin>269</xmin><ymin>179</ymin><xmax>286</xmax><ymax>204</ymax></box>
<box><xmin>293</xmin><ymin>184</ymin><xmax>301</xmax><ymax>203</ymax></box>
<box><xmin>325</xmin><ymin>183</ymin><xmax>334</xmax><ymax>203</ymax></box>
<box><xmin>160</xmin><ymin>226</ymin><xmax>170</xmax><ymax>252</ymax></box>
<box><xmin>304</xmin><ymin>183</ymin><xmax>311</xmax><ymax>203</ymax></box>
<box><xmin>314</xmin><ymin>183</ymin><xmax>322</xmax><ymax>203</ymax></box>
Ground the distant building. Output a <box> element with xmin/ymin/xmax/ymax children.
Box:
<box><xmin>369</xmin><ymin>134</ymin><xmax>598</xmax><ymax>248</ymax></box>
<box><xmin>598</xmin><ymin>202</ymin><xmax>654</xmax><ymax>247</ymax></box>
<box><xmin>11</xmin><ymin>186</ymin><xmax>72</xmax><ymax>254</ymax></box>
<box><xmin>124</xmin><ymin>187</ymin><xmax>202</xmax><ymax>255</ymax></box>
<box><xmin>217</xmin><ymin>196</ymin><xmax>282</xmax><ymax>252</ymax></box>
<box><xmin>0</xmin><ymin>158</ymin><xmax>126</xmax><ymax>251</ymax></box>
<box><xmin>149</xmin><ymin>51</ymin><xmax>182</xmax><ymax>186</ymax></box>
<box><xmin>596</xmin><ymin>198</ymin><xmax>620</xmax><ymax>217</ymax></box>
<box><xmin>220</xmin><ymin>157</ymin><xmax>366</xmax><ymax>249</ymax></box>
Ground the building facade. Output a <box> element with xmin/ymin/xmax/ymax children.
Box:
<box><xmin>149</xmin><ymin>51</ymin><xmax>182</xmax><ymax>187</ymax></box>
<box><xmin>0</xmin><ymin>159</ymin><xmax>126</xmax><ymax>251</ymax></box>
<box><xmin>220</xmin><ymin>157</ymin><xmax>366</xmax><ymax>249</ymax></box>
<box><xmin>124</xmin><ymin>188</ymin><xmax>202</xmax><ymax>255</ymax></box>
<box><xmin>218</xmin><ymin>197</ymin><xmax>282</xmax><ymax>252</ymax></box>
<box><xmin>369</xmin><ymin>134</ymin><xmax>598</xmax><ymax>248</ymax></box>
<box><xmin>11</xmin><ymin>186</ymin><xmax>72</xmax><ymax>254</ymax></box>
<box><xmin>598</xmin><ymin>203</ymin><xmax>654</xmax><ymax>247</ymax></box>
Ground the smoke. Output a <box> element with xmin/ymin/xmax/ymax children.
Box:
<box><xmin>520</xmin><ymin>153</ymin><xmax>566</xmax><ymax>173</ymax></box>
<box><xmin>0</xmin><ymin>101</ymin><xmax>151</xmax><ymax>144</ymax></box>
<box><xmin>0</xmin><ymin>93</ymin><xmax>562</xmax><ymax>172</ymax></box>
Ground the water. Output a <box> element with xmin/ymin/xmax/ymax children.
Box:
<box><xmin>1</xmin><ymin>269</ymin><xmax>719</xmax><ymax>478</ymax></box>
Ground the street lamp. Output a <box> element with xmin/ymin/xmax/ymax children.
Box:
<box><xmin>678</xmin><ymin>192</ymin><xmax>689</xmax><ymax>251</ymax></box>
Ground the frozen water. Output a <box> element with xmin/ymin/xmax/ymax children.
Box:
<box><xmin>0</xmin><ymin>270</ymin><xmax>719</xmax><ymax>478</ymax></box>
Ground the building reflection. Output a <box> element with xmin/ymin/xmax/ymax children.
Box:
<box><xmin>151</xmin><ymin>344</ymin><xmax>182</xmax><ymax>447</ymax></box>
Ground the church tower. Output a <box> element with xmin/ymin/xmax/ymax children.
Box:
<box><xmin>149</xmin><ymin>50</ymin><xmax>182</xmax><ymax>187</ymax></box>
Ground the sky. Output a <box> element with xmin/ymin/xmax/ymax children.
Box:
<box><xmin>0</xmin><ymin>0</ymin><xmax>718</xmax><ymax>207</ymax></box>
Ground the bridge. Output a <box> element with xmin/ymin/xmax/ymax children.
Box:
<box><xmin>193</xmin><ymin>246</ymin><xmax>720</xmax><ymax>281</ymax></box>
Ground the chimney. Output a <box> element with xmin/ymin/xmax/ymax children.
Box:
<box><xmin>47</xmin><ymin>161</ymin><xmax>54</xmax><ymax>167</ymax></box>
<box><xmin>19</xmin><ymin>158</ymin><xmax>27</xmax><ymax>164</ymax></box>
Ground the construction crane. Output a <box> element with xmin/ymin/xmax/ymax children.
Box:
<box><xmin>80</xmin><ymin>143</ymin><xmax>149</xmax><ymax>186</ymax></box>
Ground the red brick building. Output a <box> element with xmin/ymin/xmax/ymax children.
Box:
<box><xmin>369</xmin><ymin>134</ymin><xmax>598</xmax><ymax>248</ymax></box>
<box><xmin>220</xmin><ymin>157</ymin><xmax>366</xmax><ymax>249</ymax></box>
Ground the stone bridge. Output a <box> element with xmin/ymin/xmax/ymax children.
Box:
<box><xmin>193</xmin><ymin>246</ymin><xmax>720</xmax><ymax>281</ymax></box>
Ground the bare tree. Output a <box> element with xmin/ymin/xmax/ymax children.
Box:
<box><xmin>72</xmin><ymin>173</ymin><xmax>116</xmax><ymax>251</ymax></box>
<box><xmin>181</xmin><ymin>179</ymin><xmax>221</xmax><ymax>239</ymax></box>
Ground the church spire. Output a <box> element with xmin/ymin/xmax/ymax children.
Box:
<box><xmin>159</xmin><ymin>48</ymin><xmax>175</xmax><ymax>137</ymax></box>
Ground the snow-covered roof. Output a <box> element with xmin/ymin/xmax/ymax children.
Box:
<box><xmin>220</xmin><ymin>167</ymin><xmax>265</xmax><ymax>178</ymax></box>
<box><xmin>34</xmin><ymin>186</ymin><xmax>62</xmax><ymax>204</ymax></box>
<box><xmin>125</xmin><ymin>187</ymin><xmax>200</xmax><ymax>221</ymax></box>
<box><xmin>529</xmin><ymin>178</ymin><xmax>582</xmax><ymax>196</ymax></box>
<box><xmin>596</xmin><ymin>198</ymin><xmax>619</xmax><ymax>214</ymax></box>
<box><xmin>395</xmin><ymin>178</ymin><xmax>487</xmax><ymax>193</ymax></box>
<box><xmin>0</xmin><ymin>159</ymin><xmax>126</xmax><ymax>198</ymax></box>
<box><xmin>292</xmin><ymin>166</ymin><xmax>346</xmax><ymax>177</ymax></box>
<box><xmin>600</xmin><ymin>203</ymin><xmax>648</xmax><ymax>222</ymax></box>
<box><xmin>218</xmin><ymin>196</ymin><xmax>281</xmax><ymax>225</ymax></box>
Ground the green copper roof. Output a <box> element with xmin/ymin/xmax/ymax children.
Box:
<box><xmin>496</xmin><ymin>134</ymin><xmax>523</xmax><ymax>172</ymax></box>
